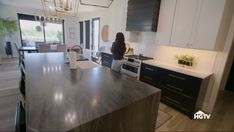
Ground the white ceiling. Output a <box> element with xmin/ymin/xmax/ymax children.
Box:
<box><xmin>0</xmin><ymin>0</ymin><xmax>109</xmax><ymax>13</ymax></box>
<box><xmin>0</xmin><ymin>0</ymin><xmax>42</xmax><ymax>10</ymax></box>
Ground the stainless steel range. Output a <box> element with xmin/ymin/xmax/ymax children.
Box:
<box><xmin>121</xmin><ymin>54</ymin><xmax>153</xmax><ymax>79</ymax></box>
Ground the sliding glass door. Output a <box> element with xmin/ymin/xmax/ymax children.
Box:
<box><xmin>92</xmin><ymin>18</ymin><xmax>100</xmax><ymax>52</ymax></box>
<box><xmin>19</xmin><ymin>20</ymin><xmax>45</xmax><ymax>47</ymax></box>
<box><xmin>85</xmin><ymin>20</ymin><xmax>90</xmax><ymax>49</ymax></box>
<box><xmin>91</xmin><ymin>18</ymin><xmax>100</xmax><ymax>62</ymax></box>
<box><xmin>18</xmin><ymin>14</ymin><xmax>64</xmax><ymax>47</ymax></box>
<box><xmin>44</xmin><ymin>23</ymin><xmax>64</xmax><ymax>44</ymax></box>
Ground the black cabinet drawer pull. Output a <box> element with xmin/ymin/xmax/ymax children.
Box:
<box><xmin>102</xmin><ymin>61</ymin><xmax>109</xmax><ymax>65</ymax></box>
<box><xmin>164</xmin><ymin>96</ymin><xmax>181</xmax><ymax>105</ymax></box>
<box><xmin>144</xmin><ymin>76</ymin><xmax>153</xmax><ymax>80</ymax></box>
<box><xmin>166</xmin><ymin>84</ymin><xmax>183</xmax><ymax>92</ymax></box>
<box><xmin>168</xmin><ymin>74</ymin><xmax>185</xmax><ymax>80</ymax></box>
<box><xmin>103</xmin><ymin>55</ymin><xmax>110</xmax><ymax>58</ymax></box>
<box><xmin>145</xmin><ymin>67</ymin><xmax>154</xmax><ymax>71</ymax></box>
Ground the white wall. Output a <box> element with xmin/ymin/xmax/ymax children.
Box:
<box><xmin>0</xmin><ymin>4</ymin><xmax>78</xmax><ymax>57</ymax></box>
<box><xmin>77</xmin><ymin>0</ymin><xmax>217</xmax><ymax>74</ymax></box>
<box><xmin>77</xmin><ymin>0</ymin><xmax>234</xmax><ymax>113</ymax></box>
<box><xmin>64</xmin><ymin>16</ymin><xmax>79</xmax><ymax>47</ymax></box>
<box><xmin>203</xmin><ymin>0</ymin><xmax>234</xmax><ymax>112</ymax></box>
<box><xmin>0</xmin><ymin>0</ymin><xmax>233</xmax><ymax>113</ymax></box>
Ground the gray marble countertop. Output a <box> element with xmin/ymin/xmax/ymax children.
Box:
<box><xmin>25</xmin><ymin>53</ymin><xmax>160</xmax><ymax>131</ymax></box>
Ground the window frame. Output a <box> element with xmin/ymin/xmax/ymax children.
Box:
<box><xmin>79</xmin><ymin>21</ymin><xmax>84</xmax><ymax>44</ymax></box>
<box><xmin>84</xmin><ymin>20</ymin><xmax>91</xmax><ymax>50</ymax></box>
<box><xmin>91</xmin><ymin>17</ymin><xmax>100</xmax><ymax>51</ymax></box>
<box><xmin>17</xmin><ymin>13</ymin><xmax>65</xmax><ymax>47</ymax></box>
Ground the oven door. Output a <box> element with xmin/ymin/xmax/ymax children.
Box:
<box><xmin>121</xmin><ymin>63</ymin><xmax>139</xmax><ymax>77</ymax></box>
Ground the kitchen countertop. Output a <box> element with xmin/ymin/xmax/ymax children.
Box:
<box><xmin>25</xmin><ymin>53</ymin><xmax>161</xmax><ymax>131</ymax></box>
<box><xmin>143</xmin><ymin>60</ymin><xmax>213</xmax><ymax>79</ymax></box>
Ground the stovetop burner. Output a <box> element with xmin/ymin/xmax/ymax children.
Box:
<box><xmin>124</xmin><ymin>54</ymin><xmax>154</xmax><ymax>61</ymax></box>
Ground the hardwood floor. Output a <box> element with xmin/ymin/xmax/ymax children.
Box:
<box><xmin>0</xmin><ymin>58</ymin><xmax>21</xmax><ymax>131</ymax></box>
<box><xmin>156</xmin><ymin>91</ymin><xmax>234</xmax><ymax>131</ymax></box>
<box><xmin>0</xmin><ymin>58</ymin><xmax>233</xmax><ymax>131</ymax></box>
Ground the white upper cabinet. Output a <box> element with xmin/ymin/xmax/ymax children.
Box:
<box><xmin>155</xmin><ymin>0</ymin><xmax>177</xmax><ymax>45</ymax></box>
<box><xmin>192</xmin><ymin>0</ymin><xmax>226</xmax><ymax>50</ymax></box>
<box><xmin>171</xmin><ymin>0</ymin><xmax>200</xmax><ymax>47</ymax></box>
<box><xmin>155</xmin><ymin>0</ymin><xmax>226</xmax><ymax>50</ymax></box>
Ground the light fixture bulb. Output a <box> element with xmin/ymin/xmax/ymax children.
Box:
<box><xmin>63</xmin><ymin>0</ymin><xmax>69</xmax><ymax>11</ymax></box>
<box><xmin>49</xmin><ymin>5</ymin><xmax>57</xmax><ymax>16</ymax></box>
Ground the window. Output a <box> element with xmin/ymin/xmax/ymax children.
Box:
<box><xmin>79</xmin><ymin>21</ymin><xmax>84</xmax><ymax>44</ymax></box>
<box><xmin>79</xmin><ymin>18</ymin><xmax>100</xmax><ymax>52</ymax></box>
<box><xmin>91</xmin><ymin>18</ymin><xmax>100</xmax><ymax>62</ymax></box>
<box><xmin>85</xmin><ymin>20</ymin><xmax>90</xmax><ymax>49</ymax></box>
<box><xmin>18</xmin><ymin>14</ymin><xmax>64</xmax><ymax>47</ymax></box>
<box><xmin>92</xmin><ymin>18</ymin><xmax>100</xmax><ymax>51</ymax></box>
<box><xmin>19</xmin><ymin>20</ymin><xmax>44</xmax><ymax>46</ymax></box>
<box><xmin>45</xmin><ymin>23</ymin><xmax>64</xmax><ymax>43</ymax></box>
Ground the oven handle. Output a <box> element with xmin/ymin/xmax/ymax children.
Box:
<box><xmin>122</xmin><ymin>62</ymin><xmax>140</xmax><ymax>68</ymax></box>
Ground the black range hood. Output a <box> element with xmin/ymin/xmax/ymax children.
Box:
<box><xmin>126</xmin><ymin>0</ymin><xmax>161</xmax><ymax>32</ymax></box>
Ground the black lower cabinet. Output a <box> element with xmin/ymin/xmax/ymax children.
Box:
<box><xmin>101</xmin><ymin>52</ymin><xmax>113</xmax><ymax>68</ymax></box>
<box><xmin>161</xmin><ymin>88</ymin><xmax>196</xmax><ymax>117</ymax></box>
<box><xmin>140</xmin><ymin>63</ymin><xmax>206</xmax><ymax>119</ymax></box>
<box><xmin>140</xmin><ymin>63</ymin><xmax>160</xmax><ymax>86</ymax></box>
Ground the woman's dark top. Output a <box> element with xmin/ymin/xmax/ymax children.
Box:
<box><xmin>111</xmin><ymin>42</ymin><xmax>126</xmax><ymax>60</ymax></box>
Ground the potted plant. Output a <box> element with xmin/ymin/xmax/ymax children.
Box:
<box><xmin>175</xmin><ymin>54</ymin><xmax>195</xmax><ymax>67</ymax></box>
<box><xmin>0</xmin><ymin>18</ymin><xmax>18</xmax><ymax>64</ymax></box>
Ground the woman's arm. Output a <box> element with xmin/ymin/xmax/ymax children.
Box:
<box><xmin>111</xmin><ymin>43</ymin><xmax>115</xmax><ymax>54</ymax></box>
<box><xmin>121</xmin><ymin>44</ymin><xmax>126</xmax><ymax>54</ymax></box>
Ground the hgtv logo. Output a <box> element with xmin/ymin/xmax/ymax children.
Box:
<box><xmin>194</xmin><ymin>110</ymin><xmax>211</xmax><ymax>120</ymax></box>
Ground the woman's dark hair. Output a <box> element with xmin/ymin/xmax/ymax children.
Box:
<box><xmin>115</xmin><ymin>32</ymin><xmax>125</xmax><ymax>43</ymax></box>
<box><xmin>111</xmin><ymin>32</ymin><xmax>126</xmax><ymax>59</ymax></box>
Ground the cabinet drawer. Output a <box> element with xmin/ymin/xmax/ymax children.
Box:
<box><xmin>101</xmin><ymin>53</ymin><xmax>113</xmax><ymax>68</ymax></box>
<box><xmin>159</xmin><ymin>69</ymin><xmax>201</xmax><ymax>98</ymax></box>
<box><xmin>140</xmin><ymin>74</ymin><xmax>158</xmax><ymax>87</ymax></box>
<box><xmin>141</xmin><ymin>63</ymin><xmax>158</xmax><ymax>74</ymax></box>
<box><xmin>101</xmin><ymin>53</ymin><xmax>113</xmax><ymax>60</ymax></box>
<box><xmin>140</xmin><ymin>63</ymin><xmax>160</xmax><ymax>87</ymax></box>
<box><xmin>102</xmin><ymin>60</ymin><xmax>111</xmax><ymax>67</ymax></box>
<box><xmin>102</xmin><ymin>54</ymin><xmax>111</xmax><ymax>59</ymax></box>
<box><xmin>161</xmin><ymin>89</ymin><xmax>195</xmax><ymax>115</ymax></box>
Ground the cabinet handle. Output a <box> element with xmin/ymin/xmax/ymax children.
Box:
<box><xmin>187</xmin><ymin>43</ymin><xmax>192</xmax><ymax>46</ymax></box>
<box><xmin>144</xmin><ymin>76</ymin><xmax>153</xmax><ymax>80</ymax></box>
<box><xmin>166</xmin><ymin>84</ymin><xmax>183</xmax><ymax>92</ymax></box>
<box><xmin>102</xmin><ymin>60</ymin><xmax>109</xmax><ymax>64</ymax></box>
<box><xmin>168</xmin><ymin>74</ymin><xmax>185</xmax><ymax>80</ymax></box>
<box><xmin>164</xmin><ymin>96</ymin><xmax>181</xmax><ymax>105</ymax></box>
<box><xmin>103</xmin><ymin>55</ymin><xmax>109</xmax><ymax>58</ymax></box>
<box><xmin>145</xmin><ymin>67</ymin><xmax>154</xmax><ymax>71</ymax></box>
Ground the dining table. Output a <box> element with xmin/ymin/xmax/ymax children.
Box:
<box><xmin>24</xmin><ymin>52</ymin><xmax>161</xmax><ymax>132</ymax></box>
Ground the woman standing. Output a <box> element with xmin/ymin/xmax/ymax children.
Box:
<box><xmin>111</xmin><ymin>32</ymin><xmax>126</xmax><ymax>72</ymax></box>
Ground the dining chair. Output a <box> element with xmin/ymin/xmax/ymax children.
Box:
<box><xmin>5</xmin><ymin>42</ymin><xmax>13</xmax><ymax>57</ymax></box>
<box><xmin>21</xmin><ymin>58</ymin><xmax>25</xmax><ymax>68</ymax></box>
<box><xmin>19</xmin><ymin>75</ymin><xmax>25</xmax><ymax>98</ymax></box>
<box><xmin>57</xmin><ymin>44</ymin><xmax>67</xmax><ymax>52</ymax></box>
<box><xmin>95</xmin><ymin>46</ymin><xmax>105</xmax><ymax>64</ymax></box>
<box><xmin>15</xmin><ymin>101</ymin><xmax>26</xmax><ymax>132</ymax></box>
<box><xmin>70</xmin><ymin>45</ymin><xmax>83</xmax><ymax>54</ymax></box>
<box><xmin>50</xmin><ymin>44</ymin><xmax>57</xmax><ymax>52</ymax></box>
<box><xmin>14</xmin><ymin>43</ymin><xmax>24</xmax><ymax>66</ymax></box>
<box><xmin>20</xmin><ymin>65</ymin><xmax>25</xmax><ymax>80</ymax></box>
<box><xmin>38</xmin><ymin>44</ymin><xmax>51</xmax><ymax>53</ymax></box>
<box><xmin>35</xmin><ymin>42</ymin><xmax>45</xmax><ymax>50</ymax></box>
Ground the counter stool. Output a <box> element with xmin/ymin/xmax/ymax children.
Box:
<box><xmin>15</xmin><ymin>101</ymin><xmax>26</xmax><ymax>132</ymax></box>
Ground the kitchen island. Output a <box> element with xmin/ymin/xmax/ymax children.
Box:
<box><xmin>24</xmin><ymin>53</ymin><xmax>161</xmax><ymax>131</ymax></box>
